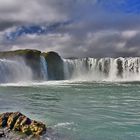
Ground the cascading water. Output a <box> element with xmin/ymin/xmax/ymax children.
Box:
<box><xmin>63</xmin><ymin>57</ymin><xmax>140</xmax><ymax>81</ymax></box>
<box><xmin>0</xmin><ymin>58</ymin><xmax>33</xmax><ymax>83</ymax></box>
<box><xmin>0</xmin><ymin>56</ymin><xmax>140</xmax><ymax>83</ymax></box>
<box><xmin>40</xmin><ymin>56</ymin><xmax>48</xmax><ymax>80</ymax></box>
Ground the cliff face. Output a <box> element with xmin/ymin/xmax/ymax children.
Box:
<box><xmin>0</xmin><ymin>49</ymin><xmax>64</xmax><ymax>81</ymax></box>
<box><xmin>0</xmin><ymin>49</ymin><xmax>42</xmax><ymax>80</ymax></box>
<box><xmin>42</xmin><ymin>51</ymin><xmax>64</xmax><ymax>80</ymax></box>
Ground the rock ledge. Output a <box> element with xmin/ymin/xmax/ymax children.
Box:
<box><xmin>0</xmin><ymin>112</ymin><xmax>46</xmax><ymax>137</ymax></box>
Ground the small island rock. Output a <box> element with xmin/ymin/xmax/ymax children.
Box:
<box><xmin>0</xmin><ymin>112</ymin><xmax>46</xmax><ymax>137</ymax></box>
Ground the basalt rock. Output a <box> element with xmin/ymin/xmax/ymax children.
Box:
<box><xmin>0</xmin><ymin>49</ymin><xmax>42</xmax><ymax>80</ymax></box>
<box><xmin>117</xmin><ymin>59</ymin><xmax>123</xmax><ymax>77</ymax></box>
<box><xmin>0</xmin><ymin>112</ymin><xmax>46</xmax><ymax>137</ymax></box>
<box><xmin>0</xmin><ymin>49</ymin><xmax>65</xmax><ymax>81</ymax></box>
<box><xmin>42</xmin><ymin>51</ymin><xmax>64</xmax><ymax>80</ymax></box>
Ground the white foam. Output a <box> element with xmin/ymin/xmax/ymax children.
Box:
<box><xmin>54</xmin><ymin>122</ymin><xmax>74</xmax><ymax>128</ymax></box>
<box><xmin>63</xmin><ymin>57</ymin><xmax>140</xmax><ymax>82</ymax></box>
<box><xmin>0</xmin><ymin>58</ymin><xmax>33</xmax><ymax>83</ymax></box>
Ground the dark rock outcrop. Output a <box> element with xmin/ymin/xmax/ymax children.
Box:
<box><xmin>0</xmin><ymin>112</ymin><xmax>46</xmax><ymax>137</ymax></box>
<box><xmin>117</xmin><ymin>59</ymin><xmax>123</xmax><ymax>77</ymax></box>
<box><xmin>42</xmin><ymin>51</ymin><xmax>64</xmax><ymax>80</ymax></box>
<box><xmin>0</xmin><ymin>49</ymin><xmax>42</xmax><ymax>80</ymax></box>
<box><xmin>0</xmin><ymin>49</ymin><xmax>65</xmax><ymax>81</ymax></box>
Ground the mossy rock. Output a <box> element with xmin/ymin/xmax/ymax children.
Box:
<box><xmin>42</xmin><ymin>51</ymin><xmax>64</xmax><ymax>80</ymax></box>
<box><xmin>0</xmin><ymin>49</ymin><xmax>41</xmax><ymax>59</ymax></box>
<box><xmin>21</xmin><ymin>125</ymin><xmax>32</xmax><ymax>136</ymax></box>
<box><xmin>0</xmin><ymin>112</ymin><xmax>46</xmax><ymax>136</ymax></box>
<box><xmin>7</xmin><ymin>112</ymin><xmax>22</xmax><ymax>129</ymax></box>
<box><xmin>13</xmin><ymin>116</ymin><xmax>31</xmax><ymax>132</ymax></box>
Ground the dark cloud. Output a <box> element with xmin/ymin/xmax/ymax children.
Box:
<box><xmin>0</xmin><ymin>0</ymin><xmax>140</xmax><ymax>57</ymax></box>
<box><xmin>0</xmin><ymin>21</ymin><xmax>18</xmax><ymax>31</ymax></box>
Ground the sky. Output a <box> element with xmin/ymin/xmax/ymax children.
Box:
<box><xmin>0</xmin><ymin>0</ymin><xmax>140</xmax><ymax>58</ymax></box>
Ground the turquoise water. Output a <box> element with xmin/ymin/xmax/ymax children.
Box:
<box><xmin>0</xmin><ymin>81</ymin><xmax>140</xmax><ymax>140</ymax></box>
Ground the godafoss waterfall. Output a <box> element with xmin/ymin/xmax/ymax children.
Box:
<box><xmin>63</xmin><ymin>57</ymin><xmax>140</xmax><ymax>81</ymax></box>
<box><xmin>0</xmin><ymin>59</ymin><xmax>32</xmax><ymax>83</ymax></box>
<box><xmin>1</xmin><ymin>49</ymin><xmax>140</xmax><ymax>139</ymax></box>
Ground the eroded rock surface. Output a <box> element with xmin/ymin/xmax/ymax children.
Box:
<box><xmin>0</xmin><ymin>112</ymin><xmax>46</xmax><ymax>138</ymax></box>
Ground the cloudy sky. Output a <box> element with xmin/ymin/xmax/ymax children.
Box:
<box><xmin>0</xmin><ymin>0</ymin><xmax>140</xmax><ymax>58</ymax></box>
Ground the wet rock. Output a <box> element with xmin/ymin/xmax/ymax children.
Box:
<box><xmin>30</xmin><ymin>120</ymin><xmax>46</xmax><ymax>135</ymax></box>
<box><xmin>7</xmin><ymin>112</ymin><xmax>22</xmax><ymax>129</ymax></box>
<box><xmin>13</xmin><ymin>115</ymin><xmax>26</xmax><ymax>131</ymax></box>
<box><xmin>117</xmin><ymin>58</ymin><xmax>123</xmax><ymax>77</ymax></box>
<box><xmin>42</xmin><ymin>51</ymin><xmax>64</xmax><ymax>80</ymax></box>
<box><xmin>0</xmin><ymin>49</ymin><xmax>42</xmax><ymax>80</ymax></box>
<box><xmin>0</xmin><ymin>112</ymin><xmax>46</xmax><ymax>137</ymax></box>
<box><xmin>0</xmin><ymin>112</ymin><xmax>12</xmax><ymax>127</ymax></box>
<box><xmin>0</xmin><ymin>130</ymin><xmax>5</xmax><ymax>137</ymax></box>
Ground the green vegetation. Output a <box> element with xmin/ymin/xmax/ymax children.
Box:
<box><xmin>0</xmin><ymin>49</ymin><xmax>41</xmax><ymax>59</ymax></box>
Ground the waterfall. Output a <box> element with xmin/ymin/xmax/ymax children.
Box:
<box><xmin>0</xmin><ymin>56</ymin><xmax>140</xmax><ymax>83</ymax></box>
<box><xmin>63</xmin><ymin>57</ymin><xmax>140</xmax><ymax>81</ymax></box>
<box><xmin>40</xmin><ymin>56</ymin><xmax>48</xmax><ymax>80</ymax></box>
<box><xmin>0</xmin><ymin>58</ymin><xmax>33</xmax><ymax>83</ymax></box>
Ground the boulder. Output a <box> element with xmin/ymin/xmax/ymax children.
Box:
<box><xmin>0</xmin><ymin>112</ymin><xmax>46</xmax><ymax>137</ymax></box>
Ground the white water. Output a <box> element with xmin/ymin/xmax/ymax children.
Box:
<box><xmin>40</xmin><ymin>56</ymin><xmax>48</xmax><ymax>80</ymax></box>
<box><xmin>63</xmin><ymin>57</ymin><xmax>140</xmax><ymax>81</ymax></box>
<box><xmin>0</xmin><ymin>57</ymin><xmax>140</xmax><ymax>84</ymax></box>
<box><xmin>0</xmin><ymin>58</ymin><xmax>32</xmax><ymax>83</ymax></box>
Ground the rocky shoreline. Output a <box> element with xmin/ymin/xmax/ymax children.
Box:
<box><xmin>0</xmin><ymin>112</ymin><xmax>47</xmax><ymax>139</ymax></box>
